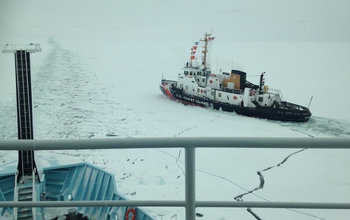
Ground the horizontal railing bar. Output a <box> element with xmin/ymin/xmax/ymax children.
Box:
<box><xmin>0</xmin><ymin>138</ymin><xmax>349</xmax><ymax>151</ymax></box>
<box><xmin>0</xmin><ymin>200</ymin><xmax>186</xmax><ymax>208</ymax></box>
<box><xmin>1</xmin><ymin>200</ymin><xmax>350</xmax><ymax>209</ymax></box>
<box><xmin>196</xmin><ymin>201</ymin><xmax>350</xmax><ymax>209</ymax></box>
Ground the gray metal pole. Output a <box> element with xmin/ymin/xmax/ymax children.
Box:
<box><xmin>185</xmin><ymin>146</ymin><xmax>196</xmax><ymax>220</ymax></box>
<box><xmin>1</xmin><ymin>200</ymin><xmax>350</xmax><ymax>209</ymax></box>
<box><xmin>1</xmin><ymin>138</ymin><xmax>350</xmax><ymax>151</ymax></box>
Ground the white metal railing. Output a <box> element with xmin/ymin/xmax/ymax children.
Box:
<box><xmin>14</xmin><ymin>170</ymin><xmax>19</xmax><ymax>219</ymax></box>
<box><xmin>266</xmin><ymin>88</ymin><xmax>284</xmax><ymax>101</ymax></box>
<box><xmin>32</xmin><ymin>168</ymin><xmax>37</xmax><ymax>220</ymax></box>
<box><xmin>2</xmin><ymin>43</ymin><xmax>42</xmax><ymax>53</ymax></box>
<box><xmin>1</xmin><ymin>137</ymin><xmax>350</xmax><ymax>220</ymax></box>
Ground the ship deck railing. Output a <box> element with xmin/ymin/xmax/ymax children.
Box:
<box><xmin>266</xmin><ymin>88</ymin><xmax>284</xmax><ymax>101</ymax></box>
<box><xmin>2</xmin><ymin>43</ymin><xmax>42</xmax><ymax>53</ymax></box>
<box><xmin>1</xmin><ymin>137</ymin><xmax>350</xmax><ymax>220</ymax></box>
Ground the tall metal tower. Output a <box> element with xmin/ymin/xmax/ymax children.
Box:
<box><xmin>2</xmin><ymin>44</ymin><xmax>41</xmax><ymax>183</ymax></box>
<box><xmin>3</xmin><ymin>43</ymin><xmax>42</xmax><ymax>219</ymax></box>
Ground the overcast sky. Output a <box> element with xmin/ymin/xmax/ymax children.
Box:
<box><xmin>1</xmin><ymin>0</ymin><xmax>350</xmax><ymax>100</ymax></box>
<box><xmin>1</xmin><ymin>0</ymin><xmax>350</xmax><ymax>41</ymax></box>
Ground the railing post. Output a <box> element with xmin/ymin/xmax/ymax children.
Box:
<box><xmin>33</xmin><ymin>168</ymin><xmax>37</xmax><ymax>220</ymax></box>
<box><xmin>14</xmin><ymin>171</ymin><xmax>18</xmax><ymax>220</ymax></box>
<box><xmin>185</xmin><ymin>146</ymin><xmax>196</xmax><ymax>220</ymax></box>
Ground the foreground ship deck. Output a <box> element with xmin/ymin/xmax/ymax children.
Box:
<box><xmin>0</xmin><ymin>159</ymin><xmax>153</xmax><ymax>220</ymax></box>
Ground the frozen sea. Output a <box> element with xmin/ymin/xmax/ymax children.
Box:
<box><xmin>1</xmin><ymin>1</ymin><xmax>350</xmax><ymax>219</ymax></box>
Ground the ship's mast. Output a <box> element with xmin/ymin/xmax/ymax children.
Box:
<box><xmin>188</xmin><ymin>32</ymin><xmax>214</xmax><ymax>70</ymax></box>
<box><xmin>201</xmin><ymin>32</ymin><xmax>213</xmax><ymax>70</ymax></box>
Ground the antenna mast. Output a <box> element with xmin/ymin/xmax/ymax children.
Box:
<box><xmin>201</xmin><ymin>32</ymin><xmax>214</xmax><ymax>70</ymax></box>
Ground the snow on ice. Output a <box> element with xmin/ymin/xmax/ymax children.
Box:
<box><xmin>1</xmin><ymin>1</ymin><xmax>350</xmax><ymax>219</ymax></box>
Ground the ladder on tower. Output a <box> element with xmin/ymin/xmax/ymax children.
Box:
<box><xmin>15</xmin><ymin>50</ymin><xmax>37</xmax><ymax>182</ymax></box>
<box><xmin>3</xmin><ymin>44</ymin><xmax>42</xmax><ymax>220</ymax></box>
